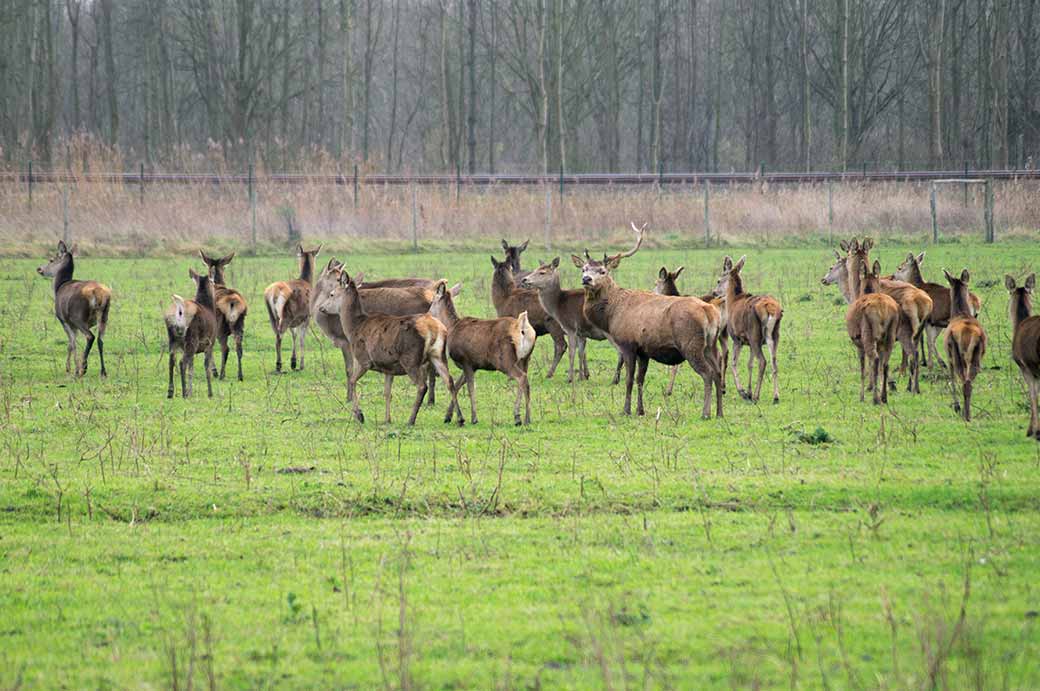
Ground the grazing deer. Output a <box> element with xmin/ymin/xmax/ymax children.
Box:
<box><xmin>654</xmin><ymin>266</ymin><xmax>729</xmax><ymax>396</ymax></box>
<box><xmin>838</xmin><ymin>240</ymin><xmax>933</xmax><ymax>393</ymax></box>
<box><xmin>164</xmin><ymin>269</ymin><xmax>218</xmax><ymax>398</ymax></box>
<box><xmin>846</xmin><ymin>260</ymin><xmax>899</xmax><ymax>404</ymax></box>
<box><xmin>1006</xmin><ymin>273</ymin><xmax>1040</xmax><ymax>438</ymax></box>
<box><xmin>501</xmin><ymin>239</ymin><xmax>531</xmax><ymax>284</ymax></box>
<box><xmin>428</xmin><ymin>281</ymin><xmax>537</xmax><ymax>425</ymax></box>
<box><xmin>36</xmin><ymin>241</ymin><xmax>111</xmax><ymax>378</ymax></box>
<box><xmin>519</xmin><ymin>257</ymin><xmax>622</xmax><ymax>383</ymax></box>
<box><xmin>893</xmin><ymin>250</ymin><xmax>981</xmax><ymax>368</ymax></box>
<box><xmin>712</xmin><ymin>256</ymin><xmax>783</xmax><ymax>403</ymax></box>
<box><xmin>199</xmin><ymin>250</ymin><xmax>247</xmax><ymax>381</ymax></box>
<box><xmin>943</xmin><ymin>268</ymin><xmax>987</xmax><ymax>421</ymax></box>
<box><xmin>316</xmin><ymin>271</ymin><xmax>457</xmax><ymax>425</ymax></box>
<box><xmin>264</xmin><ymin>244</ymin><xmax>321</xmax><ymax>372</ymax></box>
<box><xmin>491</xmin><ymin>256</ymin><xmax>567</xmax><ymax>378</ymax></box>
<box><xmin>576</xmin><ymin>223</ymin><xmax>723</xmax><ymax>418</ymax></box>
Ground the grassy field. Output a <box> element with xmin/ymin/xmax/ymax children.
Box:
<box><xmin>2</xmin><ymin>239</ymin><xmax>1040</xmax><ymax>689</ymax></box>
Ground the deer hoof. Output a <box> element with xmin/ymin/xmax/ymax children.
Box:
<box><xmin>773</xmin><ymin>396</ymin><xmax>779</xmax><ymax>404</ymax></box>
<box><xmin>514</xmin><ymin>418</ymin><xmax>522</xmax><ymax>426</ymax></box>
<box><xmin>290</xmin><ymin>358</ymin><xmax>297</xmax><ymax>370</ymax></box>
<box><xmin>355</xmin><ymin>411</ymin><xmax>365</xmax><ymax>423</ymax></box>
<box><xmin>166</xmin><ymin>390</ymin><xmax>174</xmax><ymax>399</ymax></box>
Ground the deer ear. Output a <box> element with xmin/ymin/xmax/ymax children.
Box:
<box><xmin>675</xmin><ymin>266</ymin><xmax>684</xmax><ymax>278</ymax></box>
<box><xmin>916</xmin><ymin>251</ymin><xmax>926</xmax><ymax>264</ymax></box>
<box><xmin>872</xmin><ymin>260</ymin><xmax>882</xmax><ymax>276</ymax></box>
<box><xmin>1006</xmin><ymin>275</ymin><xmax>1017</xmax><ymax>291</ymax></box>
<box><xmin>834</xmin><ymin>249</ymin><xmax>843</xmax><ymax>260</ymax></box>
<box><xmin>296</xmin><ymin>243</ymin><xmax>304</xmax><ymax>256</ymax></box>
<box><xmin>551</xmin><ymin>256</ymin><xmax>560</xmax><ymax>268</ymax></box>
<box><xmin>57</xmin><ymin>240</ymin><xmax>69</xmax><ymax>254</ymax></box>
<box><xmin>1026</xmin><ymin>274</ymin><xmax>1036</xmax><ymax>292</ymax></box>
<box><xmin>313</xmin><ymin>244</ymin><xmax>323</xmax><ymax>256</ymax></box>
<box><xmin>943</xmin><ymin>268</ymin><xmax>954</xmax><ymax>284</ymax></box>
<box><xmin>722</xmin><ymin>256</ymin><xmax>733</xmax><ymax>271</ymax></box>
<box><xmin>435</xmin><ymin>281</ymin><xmax>447</xmax><ymax>298</ymax></box>
<box><xmin>571</xmin><ymin>254</ymin><xmax>584</xmax><ymax>268</ymax></box>
<box><xmin>839</xmin><ymin>240</ymin><xmax>850</xmax><ymax>252</ymax></box>
<box><xmin>605</xmin><ymin>255</ymin><xmax>622</xmax><ymax>271</ymax></box>
<box><xmin>863</xmin><ymin>238</ymin><xmax>874</xmax><ymax>251</ymax></box>
<box><xmin>659</xmin><ymin>267</ymin><xmax>668</xmax><ymax>280</ymax></box>
<box><xmin>734</xmin><ymin>255</ymin><xmax>746</xmax><ymax>273</ymax></box>
<box><xmin>189</xmin><ymin>268</ymin><xmax>199</xmax><ymax>281</ymax></box>
<box><xmin>450</xmin><ymin>282</ymin><xmax>462</xmax><ymax>297</ymax></box>
<box><xmin>353</xmin><ymin>272</ymin><xmax>364</xmax><ymax>287</ymax></box>
<box><xmin>490</xmin><ymin>255</ymin><xmax>500</xmax><ymax>268</ymax></box>
<box><xmin>199</xmin><ymin>249</ymin><xmax>210</xmax><ymax>262</ymax></box>
<box><xmin>960</xmin><ymin>268</ymin><xmax>970</xmax><ymax>284</ymax></box>
<box><xmin>519</xmin><ymin>240</ymin><xmax>529</xmax><ymax>253</ymax></box>
<box><xmin>221</xmin><ymin>252</ymin><xmax>235</xmax><ymax>264</ymax></box>
<box><xmin>501</xmin><ymin>239</ymin><xmax>509</xmax><ymax>251</ymax></box>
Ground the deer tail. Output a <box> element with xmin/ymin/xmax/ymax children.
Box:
<box><xmin>515</xmin><ymin>311</ymin><xmax>537</xmax><ymax>361</ymax></box>
<box><xmin>961</xmin><ymin>330</ymin><xmax>981</xmax><ymax>382</ymax></box>
<box><xmin>763</xmin><ymin>307</ymin><xmax>781</xmax><ymax>350</ymax></box>
<box><xmin>265</xmin><ymin>286</ymin><xmax>287</xmax><ymax>331</ymax></box>
<box><xmin>223</xmin><ymin>296</ymin><xmax>244</xmax><ymax>325</ymax></box>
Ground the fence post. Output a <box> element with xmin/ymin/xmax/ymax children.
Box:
<box><xmin>558</xmin><ymin>166</ymin><xmax>564</xmax><ymax>199</ymax></box>
<box><xmin>963</xmin><ymin>161</ymin><xmax>969</xmax><ymax>208</ymax></box>
<box><xmin>703</xmin><ymin>181</ymin><xmax>711</xmax><ymax>247</ymax></box>
<box><xmin>411</xmin><ymin>185</ymin><xmax>419</xmax><ymax>253</ymax></box>
<box><xmin>139</xmin><ymin>162</ymin><xmax>145</xmax><ymax>204</ymax></box>
<box><xmin>62</xmin><ymin>176</ymin><xmax>70</xmax><ymax>245</ymax></box>
<box><xmin>544</xmin><ymin>185</ymin><xmax>552</xmax><ymax>250</ymax></box>
<box><xmin>455</xmin><ymin>164</ymin><xmax>461</xmax><ymax>203</ymax></box>
<box><xmin>27</xmin><ymin>160</ymin><xmax>33</xmax><ymax>212</ymax></box>
<box><xmin>984</xmin><ymin>179</ymin><xmax>994</xmax><ymax>243</ymax></box>
<box><xmin>248</xmin><ymin>163</ymin><xmax>256</xmax><ymax>249</ymax></box>
<box><xmin>827</xmin><ymin>179</ymin><xmax>834</xmax><ymax>245</ymax></box>
<box><xmin>353</xmin><ymin>164</ymin><xmax>359</xmax><ymax>208</ymax></box>
<box><xmin>930</xmin><ymin>182</ymin><xmax>938</xmax><ymax>244</ymax></box>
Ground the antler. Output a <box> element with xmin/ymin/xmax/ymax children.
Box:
<box><xmin>611</xmin><ymin>222</ymin><xmax>646</xmax><ymax>260</ymax></box>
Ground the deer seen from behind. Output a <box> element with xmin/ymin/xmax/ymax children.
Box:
<box><xmin>943</xmin><ymin>268</ymin><xmax>987</xmax><ymax>421</ymax></box>
<box><xmin>428</xmin><ymin>281</ymin><xmax>537</xmax><ymax>425</ymax></box>
<box><xmin>654</xmin><ymin>266</ymin><xmax>729</xmax><ymax>396</ymax></box>
<box><xmin>164</xmin><ymin>269</ymin><xmax>218</xmax><ymax>398</ymax></box>
<box><xmin>845</xmin><ymin>260</ymin><xmax>899</xmax><ymax>404</ymax></box>
<box><xmin>491</xmin><ymin>256</ymin><xmax>567</xmax><ymax>379</ymax></box>
<box><xmin>264</xmin><ymin>244</ymin><xmax>321</xmax><ymax>372</ymax></box>
<box><xmin>501</xmin><ymin>239</ymin><xmax>531</xmax><ymax>284</ymax></box>
<box><xmin>36</xmin><ymin>241</ymin><xmax>111</xmax><ymax>378</ymax></box>
<box><xmin>316</xmin><ymin>271</ymin><xmax>458</xmax><ymax>425</ymax></box>
<box><xmin>711</xmin><ymin>256</ymin><xmax>782</xmax><ymax>403</ymax></box>
<box><xmin>199</xmin><ymin>250</ymin><xmax>247</xmax><ymax>381</ymax></box>
<box><xmin>576</xmin><ymin>223</ymin><xmax>723</xmax><ymax>419</ymax></box>
<box><xmin>1006</xmin><ymin>273</ymin><xmax>1040</xmax><ymax>438</ymax></box>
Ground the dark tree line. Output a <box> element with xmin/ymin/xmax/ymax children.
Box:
<box><xmin>0</xmin><ymin>0</ymin><xmax>1037</xmax><ymax>173</ymax></box>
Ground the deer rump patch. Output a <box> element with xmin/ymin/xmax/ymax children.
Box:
<box><xmin>511</xmin><ymin>314</ymin><xmax>537</xmax><ymax>361</ymax></box>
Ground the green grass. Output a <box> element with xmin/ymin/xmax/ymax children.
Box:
<box><xmin>2</xmin><ymin>241</ymin><xmax>1040</xmax><ymax>689</ymax></box>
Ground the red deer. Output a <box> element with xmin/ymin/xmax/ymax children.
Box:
<box><xmin>199</xmin><ymin>250</ymin><xmax>247</xmax><ymax>381</ymax></box>
<box><xmin>501</xmin><ymin>239</ymin><xmax>531</xmax><ymax>284</ymax></box>
<box><xmin>316</xmin><ymin>271</ymin><xmax>458</xmax><ymax>425</ymax></box>
<box><xmin>519</xmin><ymin>257</ymin><xmax>622</xmax><ymax>383</ymax></box>
<box><xmin>36</xmin><ymin>241</ymin><xmax>111</xmax><ymax>378</ymax></box>
<box><xmin>264</xmin><ymin>244</ymin><xmax>321</xmax><ymax>372</ymax></box>
<box><xmin>1006</xmin><ymin>273</ymin><xmax>1040</xmax><ymax>438</ymax></box>
<box><xmin>838</xmin><ymin>240</ymin><xmax>933</xmax><ymax>393</ymax></box>
<box><xmin>491</xmin><ymin>256</ymin><xmax>567</xmax><ymax>378</ymax></box>
<box><xmin>575</xmin><ymin>223</ymin><xmax>723</xmax><ymax>418</ymax></box>
<box><xmin>428</xmin><ymin>281</ymin><xmax>537</xmax><ymax>425</ymax></box>
<box><xmin>893</xmin><ymin>250</ymin><xmax>981</xmax><ymax>368</ymax></box>
<box><xmin>654</xmin><ymin>266</ymin><xmax>729</xmax><ymax>396</ymax></box>
<box><xmin>943</xmin><ymin>268</ymin><xmax>987</xmax><ymax>421</ymax></box>
<box><xmin>712</xmin><ymin>256</ymin><xmax>783</xmax><ymax>403</ymax></box>
<box><xmin>164</xmin><ymin>269</ymin><xmax>218</xmax><ymax>398</ymax></box>
<box><xmin>846</xmin><ymin>260</ymin><xmax>899</xmax><ymax>404</ymax></box>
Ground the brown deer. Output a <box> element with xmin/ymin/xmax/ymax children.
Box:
<box><xmin>654</xmin><ymin>266</ymin><xmax>729</xmax><ymax>396</ymax></box>
<box><xmin>712</xmin><ymin>256</ymin><xmax>783</xmax><ymax>403</ymax></box>
<box><xmin>575</xmin><ymin>223</ymin><xmax>723</xmax><ymax>418</ymax></box>
<box><xmin>428</xmin><ymin>281</ymin><xmax>537</xmax><ymax>425</ymax></box>
<box><xmin>845</xmin><ymin>260</ymin><xmax>899</xmax><ymax>404</ymax></box>
<box><xmin>519</xmin><ymin>257</ymin><xmax>622</xmax><ymax>383</ymax></box>
<box><xmin>199</xmin><ymin>250</ymin><xmax>247</xmax><ymax>381</ymax></box>
<box><xmin>1006</xmin><ymin>274</ymin><xmax>1040</xmax><ymax>438</ymax></box>
<box><xmin>838</xmin><ymin>240</ymin><xmax>933</xmax><ymax>393</ymax></box>
<box><xmin>316</xmin><ymin>271</ymin><xmax>458</xmax><ymax>425</ymax></box>
<box><xmin>893</xmin><ymin>250</ymin><xmax>981</xmax><ymax>368</ymax></box>
<box><xmin>943</xmin><ymin>268</ymin><xmax>987</xmax><ymax>421</ymax></box>
<box><xmin>36</xmin><ymin>241</ymin><xmax>111</xmax><ymax>378</ymax></box>
<box><xmin>164</xmin><ymin>269</ymin><xmax>218</xmax><ymax>398</ymax></box>
<box><xmin>263</xmin><ymin>244</ymin><xmax>321</xmax><ymax>372</ymax></box>
<box><xmin>491</xmin><ymin>256</ymin><xmax>567</xmax><ymax>378</ymax></box>
<box><xmin>501</xmin><ymin>239</ymin><xmax>531</xmax><ymax>284</ymax></box>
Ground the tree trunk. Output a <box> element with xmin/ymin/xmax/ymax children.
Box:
<box><xmin>101</xmin><ymin>0</ymin><xmax>118</xmax><ymax>147</ymax></box>
<box><xmin>340</xmin><ymin>0</ymin><xmax>355</xmax><ymax>158</ymax></box>
<box><xmin>466</xmin><ymin>0</ymin><xmax>477</xmax><ymax>173</ymax></box>
<box><xmin>66</xmin><ymin>0</ymin><xmax>81</xmax><ymax>132</ymax></box>
<box><xmin>838</xmin><ymin>0</ymin><xmax>849</xmax><ymax>172</ymax></box>
<box><xmin>386</xmin><ymin>0</ymin><xmax>400</xmax><ymax>172</ymax></box>
<box><xmin>488</xmin><ymin>0</ymin><xmax>496</xmax><ymax>174</ymax></box>
<box><xmin>801</xmin><ymin>0</ymin><xmax>811</xmax><ymax>171</ymax></box>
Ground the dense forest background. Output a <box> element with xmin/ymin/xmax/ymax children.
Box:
<box><xmin>1</xmin><ymin>0</ymin><xmax>1037</xmax><ymax>174</ymax></box>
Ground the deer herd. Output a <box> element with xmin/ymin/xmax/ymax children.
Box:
<box><xmin>32</xmin><ymin>229</ymin><xmax>1040</xmax><ymax>439</ymax></box>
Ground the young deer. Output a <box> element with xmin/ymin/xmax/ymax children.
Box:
<box><xmin>199</xmin><ymin>250</ymin><xmax>247</xmax><ymax>381</ymax></box>
<box><xmin>712</xmin><ymin>256</ymin><xmax>783</xmax><ymax>403</ymax></box>
<box><xmin>576</xmin><ymin>223</ymin><xmax>723</xmax><ymax>419</ymax></box>
<box><xmin>264</xmin><ymin>244</ymin><xmax>321</xmax><ymax>372</ymax></box>
<box><xmin>893</xmin><ymin>250</ymin><xmax>981</xmax><ymax>368</ymax></box>
<box><xmin>839</xmin><ymin>240</ymin><xmax>933</xmax><ymax>393</ymax></box>
<box><xmin>164</xmin><ymin>269</ymin><xmax>218</xmax><ymax>398</ymax></box>
<box><xmin>845</xmin><ymin>260</ymin><xmax>899</xmax><ymax>404</ymax></box>
<box><xmin>317</xmin><ymin>271</ymin><xmax>457</xmax><ymax>425</ymax></box>
<box><xmin>1006</xmin><ymin>274</ymin><xmax>1040</xmax><ymax>438</ymax></box>
<box><xmin>520</xmin><ymin>257</ymin><xmax>622</xmax><ymax>383</ymax></box>
<box><xmin>943</xmin><ymin>268</ymin><xmax>987</xmax><ymax>421</ymax></box>
<box><xmin>654</xmin><ymin>266</ymin><xmax>729</xmax><ymax>396</ymax></box>
<box><xmin>36</xmin><ymin>241</ymin><xmax>111</xmax><ymax>377</ymax></box>
<box><xmin>428</xmin><ymin>281</ymin><xmax>537</xmax><ymax>425</ymax></box>
<box><xmin>491</xmin><ymin>256</ymin><xmax>567</xmax><ymax>378</ymax></box>
<box><xmin>501</xmin><ymin>239</ymin><xmax>531</xmax><ymax>284</ymax></box>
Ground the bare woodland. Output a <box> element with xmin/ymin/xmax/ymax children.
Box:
<box><xmin>0</xmin><ymin>0</ymin><xmax>1037</xmax><ymax>175</ymax></box>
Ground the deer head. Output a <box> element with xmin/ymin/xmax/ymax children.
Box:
<box><xmin>199</xmin><ymin>250</ymin><xmax>236</xmax><ymax>283</ymax></box>
<box><xmin>712</xmin><ymin>255</ymin><xmax>746</xmax><ymax>297</ymax></box>
<box><xmin>893</xmin><ymin>251</ymin><xmax>926</xmax><ymax>283</ymax></box>
<box><xmin>573</xmin><ymin>222</ymin><xmax>646</xmax><ymax>291</ymax></box>
<box><xmin>37</xmin><ymin>240</ymin><xmax>73</xmax><ymax>277</ymax></box>
<box><xmin>500</xmin><ymin>239</ymin><xmax>530</xmax><ymax>274</ymax></box>
<box><xmin>821</xmin><ymin>249</ymin><xmax>846</xmax><ymax>286</ymax></box>
<box><xmin>654</xmin><ymin>266</ymin><xmax>684</xmax><ymax>295</ymax></box>
<box><xmin>519</xmin><ymin>257</ymin><xmax>561</xmax><ymax>290</ymax></box>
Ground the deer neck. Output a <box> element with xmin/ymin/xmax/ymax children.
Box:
<box><xmin>1011</xmin><ymin>292</ymin><xmax>1033</xmax><ymax>333</ymax></box>
<box><xmin>491</xmin><ymin>269</ymin><xmax>513</xmax><ymax>303</ymax></box>
<box><xmin>536</xmin><ymin>273</ymin><xmax>564</xmax><ymax>313</ymax></box>
<box><xmin>435</xmin><ymin>299</ymin><xmax>461</xmax><ymax>327</ymax></box>
<box><xmin>950</xmin><ymin>284</ymin><xmax>973</xmax><ymax>318</ymax></box>
<box><xmin>194</xmin><ymin>282</ymin><xmax>215</xmax><ymax>309</ymax></box>
<box><xmin>846</xmin><ymin>254</ymin><xmax>866</xmax><ymax>298</ymax></box>
<box><xmin>725</xmin><ymin>273</ymin><xmax>744</xmax><ymax>304</ymax></box>
<box><xmin>210</xmin><ymin>265</ymin><xmax>226</xmax><ymax>285</ymax></box>
<box><xmin>298</xmin><ymin>256</ymin><xmax>314</xmax><ymax>284</ymax></box>
<box><xmin>905</xmin><ymin>261</ymin><xmax>925</xmax><ymax>286</ymax></box>
<box><xmin>835</xmin><ymin>263</ymin><xmax>853</xmax><ymax>303</ymax></box>
<box><xmin>340</xmin><ymin>289</ymin><xmax>366</xmax><ymax>334</ymax></box>
<box><xmin>52</xmin><ymin>257</ymin><xmax>75</xmax><ymax>293</ymax></box>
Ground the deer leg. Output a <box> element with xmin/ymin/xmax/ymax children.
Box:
<box><xmin>545</xmin><ymin>322</ymin><xmax>567</xmax><ymax>379</ymax></box>
<box><xmin>881</xmin><ymin>349</ymin><xmax>891</xmax><ymax>404</ymax></box>
<box><xmin>767</xmin><ymin>333</ymin><xmax>779</xmax><ymax>404</ymax></box>
<box><xmin>348</xmin><ymin>364</ymin><xmax>368</xmax><ymax>423</ymax></box>
<box><xmin>612</xmin><ymin>351</ymin><xmax>624</xmax><ymax>385</ymax></box>
<box><xmin>464</xmin><ymin>367</ymin><xmax>478</xmax><ymax>424</ymax></box>
<box><xmin>63</xmin><ymin>323</ymin><xmax>77</xmax><ymax>374</ymax></box>
<box><xmin>96</xmin><ymin>304</ymin><xmax>109</xmax><ymax>378</ymax></box>
<box><xmin>289</xmin><ymin>328</ymin><xmax>299</xmax><ymax>370</ymax></box>
<box><xmin>963</xmin><ymin>379</ymin><xmax>973</xmax><ymax>422</ymax></box>
<box><xmin>429</xmin><ymin>352</ymin><xmax>458</xmax><ymax>425</ymax></box>
<box><xmin>425</xmin><ymin>369</ymin><xmax>437</xmax><ymax>407</ymax></box>
<box><xmin>686</xmin><ymin>350</ymin><xmax>716</xmax><ymax>420</ymax></box>
<box><xmin>718</xmin><ymin>334</ymin><xmax>729</xmax><ymax>395</ymax></box>
<box><xmin>384</xmin><ymin>373</ymin><xmax>394</xmax><ymax>424</ymax></box>
<box><xmin>871</xmin><ymin>353</ymin><xmax>883</xmax><ymax>405</ymax></box>
<box><xmin>80</xmin><ymin>329</ymin><xmax>95</xmax><ymax>377</ymax></box>
<box><xmin>729</xmin><ymin>341</ymin><xmax>746</xmax><ymax>399</ymax></box>
<box><xmin>753</xmin><ymin>344</ymin><xmax>767</xmax><ymax>403</ymax></box>
<box><xmin>407</xmin><ymin>372</ymin><xmax>428</xmax><ymax>426</ymax></box>
<box><xmin>635</xmin><ymin>355</ymin><xmax>649</xmax><ymax>416</ymax></box>
<box><xmin>187</xmin><ymin>352</ymin><xmax>196</xmax><ymax>397</ymax></box>
<box><xmin>578</xmin><ymin>336</ymin><xmax>590</xmax><ymax>380</ymax></box>
<box><xmin>167</xmin><ymin>352</ymin><xmax>177</xmax><ymax>398</ymax></box>
<box><xmin>274</xmin><ymin>330</ymin><xmax>283</xmax><ymax>372</ymax></box>
<box><xmin>566</xmin><ymin>332</ymin><xmax>577</xmax><ymax>383</ymax></box>
<box><xmin>1028</xmin><ymin>377</ymin><xmax>1039</xmax><ymax>438</ymax></box>
<box><xmin>621</xmin><ymin>349</ymin><xmax>636</xmax><ymax>416</ymax></box>
<box><xmin>926</xmin><ymin>324</ymin><xmax>947</xmax><ymax>369</ymax></box>
<box><xmin>217</xmin><ymin>332</ymin><xmax>229</xmax><ymax>380</ymax></box>
<box><xmin>204</xmin><ymin>348</ymin><xmax>214</xmax><ymax>398</ymax></box>
<box><xmin>297</xmin><ymin>323</ymin><xmax>308</xmax><ymax>371</ymax></box>
<box><xmin>180</xmin><ymin>355</ymin><xmax>189</xmax><ymax>398</ymax></box>
<box><xmin>946</xmin><ymin>344</ymin><xmax>962</xmax><ymax>414</ymax></box>
<box><xmin>665</xmin><ymin>365</ymin><xmax>679</xmax><ymax>396</ymax></box>
<box><xmin>234</xmin><ymin>322</ymin><xmax>244</xmax><ymax>381</ymax></box>
<box><xmin>857</xmin><ymin>346</ymin><xmax>866</xmax><ymax>403</ymax></box>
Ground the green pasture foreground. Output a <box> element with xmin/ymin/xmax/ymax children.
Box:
<box><xmin>2</xmin><ymin>241</ymin><xmax>1040</xmax><ymax>688</ymax></box>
